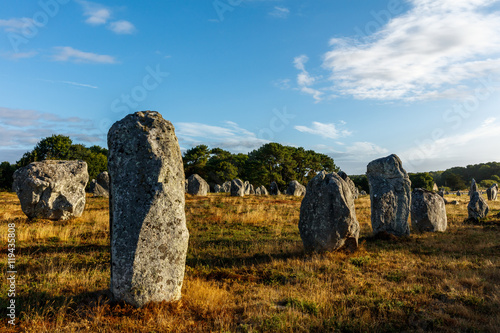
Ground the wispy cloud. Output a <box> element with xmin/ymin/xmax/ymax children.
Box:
<box><xmin>108</xmin><ymin>20</ymin><xmax>136</xmax><ymax>34</ymax></box>
<box><xmin>295</xmin><ymin>121</ymin><xmax>351</xmax><ymax>140</ymax></box>
<box><xmin>293</xmin><ymin>55</ymin><xmax>323</xmax><ymax>102</ymax></box>
<box><xmin>78</xmin><ymin>0</ymin><xmax>111</xmax><ymax>26</ymax></box>
<box><xmin>0</xmin><ymin>18</ymin><xmax>34</xmax><ymax>33</ymax></box>
<box><xmin>1</xmin><ymin>51</ymin><xmax>38</xmax><ymax>60</ymax></box>
<box><xmin>52</xmin><ymin>46</ymin><xmax>117</xmax><ymax>64</ymax></box>
<box><xmin>269</xmin><ymin>6</ymin><xmax>290</xmax><ymax>18</ymax></box>
<box><xmin>294</xmin><ymin>0</ymin><xmax>500</xmax><ymax>102</ymax></box>
<box><xmin>176</xmin><ymin>121</ymin><xmax>268</xmax><ymax>153</ymax></box>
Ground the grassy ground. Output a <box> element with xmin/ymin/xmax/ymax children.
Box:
<box><xmin>1</xmin><ymin>191</ymin><xmax>499</xmax><ymax>332</ymax></box>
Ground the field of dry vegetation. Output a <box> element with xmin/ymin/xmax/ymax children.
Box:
<box><xmin>1</xmin><ymin>191</ymin><xmax>499</xmax><ymax>332</ymax></box>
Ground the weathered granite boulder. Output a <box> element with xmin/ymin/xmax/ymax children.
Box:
<box><xmin>231</xmin><ymin>179</ymin><xmax>245</xmax><ymax>197</ymax></box>
<box><xmin>467</xmin><ymin>191</ymin><xmax>489</xmax><ymax>221</ymax></box>
<box><xmin>255</xmin><ymin>185</ymin><xmax>269</xmax><ymax>195</ymax></box>
<box><xmin>13</xmin><ymin>160</ymin><xmax>88</xmax><ymax>220</ymax></box>
<box><xmin>91</xmin><ymin>171</ymin><xmax>109</xmax><ymax>197</ymax></box>
<box><xmin>367</xmin><ymin>154</ymin><xmax>411</xmax><ymax>237</ymax></box>
<box><xmin>338</xmin><ymin>171</ymin><xmax>359</xmax><ymax>199</ymax></box>
<box><xmin>411</xmin><ymin>189</ymin><xmax>447</xmax><ymax>232</ymax></box>
<box><xmin>107</xmin><ymin>111</ymin><xmax>189</xmax><ymax>308</ymax></box>
<box><xmin>269</xmin><ymin>181</ymin><xmax>281</xmax><ymax>195</ymax></box>
<box><xmin>486</xmin><ymin>184</ymin><xmax>498</xmax><ymax>201</ymax></box>
<box><xmin>244</xmin><ymin>181</ymin><xmax>255</xmax><ymax>195</ymax></box>
<box><xmin>299</xmin><ymin>171</ymin><xmax>360</xmax><ymax>252</ymax></box>
<box><xmin>286</xmin><ymin>180</ymin><xmax>306</xmax><ymax>196</ymax></box>
<box><xmin>222</xmin><ymin>181</ymin><xmax>231</xmax><ymax>193</ymax></box>
<box><xmin>187</xmin><ymin>174</ymin><xmax>209</xmax><ymax>196</ymax></box>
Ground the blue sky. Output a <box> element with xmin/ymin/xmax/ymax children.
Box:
<box><xmin>1</xmin><ymin>0</ymin><xmax>500</xmax><ymax>174</ymax></box>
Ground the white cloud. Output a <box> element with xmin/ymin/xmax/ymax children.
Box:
<box><xmin>344</xmin><ymin>142</ymin><xmax>389</xmax><ymax>157</ymax></box>
<box><xmin>269</xmin><ymin>6</ymin><xmax>290</xmax><ymax>18</ymax></box>
<box><xmin>108</xmin><ymin>20</ymin><xmax>136</xmax><ymax>34</ymax></box>
<box><xmin>78</xmin><ymin>0</ymin><xmax>111</xmax><ymax>25</ymax></box>
<box><xmin>293</xmin><ymin>0</ymin><xmax>500</xmax><ymax>102</ymax></box>
<box><xmin>61</xmin><ymin>81</ymin><xmax>98</xmax><ymax>89</ymax></box>
<box><xmin>0</xmin><ymin>18</ymin><xmax>34</xmax><ymax>33</ymax></box>
<box><xmin>52</xmin><ymin>46</ymin><xmax>117</xmax><ymax>64</ymax></box>
<box><xmin>293</xmin><ymin>55</ymin><xmax>323</xmax><ymax>102</ymax></box>
<box><xmin>295</xmin><ymin>121</ymin><xmax>351</xmax><ymax>139</ymax></box>
<box><xmin>176</xmin><ymin>121</ymin><xmax>269</xmax><ymax>153</ymax></box>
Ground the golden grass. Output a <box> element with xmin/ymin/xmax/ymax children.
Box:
<box><xmin>0</xmin><ymin>191</ymin><xmax>499</xmax><ymax>332</ymax></box>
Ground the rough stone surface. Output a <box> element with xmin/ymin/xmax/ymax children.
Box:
<box><xmin>367</xmin><ymin>154</ymin><xmax>411</xmax><ymax>237</ymax></box>
<box><xmin>338</xmin><ymin>171</ymin><xmax>359</xmax><ymax>199</ymax></box>
<box><xmin>231</xmin><ymin>179</ymin><xmax>245</xmax><ymax>197</ymax></box>
<box><xmin>486</xmin><ymin>184</ymin><xmax>498</xmax><ymax>201</ymax></box>
<box><xmin>13</xmin><ymin>160</ymin><xmax>88</xmax><ymax>220</ymax></box>
<box><xmin>269</xmin><ymin>181</ymin><xmax>281</xmax><ymax>195</ymax></box>
<box><xmin>286</xmin><ymin>180</ymin><xmax>306</xmax><ymax>196</ymax></box>
<box><xmin>244</xmin><ymin>181</ymin><xmax>255</xmax><ymax>195</ymax></box>
<box><xmin>107</xmin><ymin>111</ymin><xmax>189</xmax><ymax>308</ymax></box>
<box><xmin>91</xmin><ymin>171</ymin><xmax>109</xmax><ymax>197</ymax></box>
<box><xmin>222</xmin><ymin>181</ymin><xmax>231</xmax><ymax>193</ymax></box>
<box><xmin>187</xmin><ymin>174</ymin><xmax>209</xmax><ymax>196</ymax></box>
<box><xmin>467</xmin><ymin>192</ymin><xmax>489</xmax><ymax>221</ymax></box>
<box><xmin>360</xmin><ymin>190</ymin><xmax>367</xmax><ymax>196</ymax></box>
<box><xmin>255</xmin><ymin>185</ymin><xmax>269</xmax><ymax>195</ymax></box>
<box><xmin>438</xmin><ymin>190</ymin><xmax>445</xmax><ymax>198</ymax></box>
<box><xmin>299</xmin><ymin>171</ymin><xmax>360</xmax><ymax>252</ymax></box>
<box><xmin>214</xmin><ymin>184</ymin><xmax>223</xmax><ymax>193</ymax></box>
<box><xmin>411</xmin><ymin>189</ymin><xmax>447</xmax><ymax>233</ymax></box>
<box><xmin>469</xmin><ymin>179</ymin><xmax>478</xmax><ymax>197</ymax></box>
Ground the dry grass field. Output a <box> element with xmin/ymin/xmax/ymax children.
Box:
<box><xmin>1</xmin><ymin>191</ymin><xmax>499</xmax><ymax>332</ymax></box>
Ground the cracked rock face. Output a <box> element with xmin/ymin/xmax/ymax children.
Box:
<box><xmin>108</xmin><ymin>111</ymin><xmax>189</xmax><ymax>308</ymax></box>
<box><xmin>411</xmin><ymin>188</ymin><xmax>447</xmax><ymax>233</ymax></box>
<box><xmin>367</xmin><ymin>154</ymin><xmax>411</xmax><ymax>237</ymax></box>
<box><xmin>13</xmin><ymin>160</ymin><xmax>88</xmax><ymax>220</ymax></box>
<box><xmin>299</xmin><ymin>171</ymin><xmax>360</xmax><ymax>252</ymax></box>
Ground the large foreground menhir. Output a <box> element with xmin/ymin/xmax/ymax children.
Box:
<box><xmin>107</xmin><ymin>111</ymin><xmax>189</xmax><ymax>308</ymax></box>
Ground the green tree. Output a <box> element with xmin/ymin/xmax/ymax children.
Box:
<box><xmin>206</xmin><ymin>148</ymin><xmax>238</xmax><ymax>185</ymax></box>
<box><xmin>409</xmin><ymin>172</ymin><xmax>435</xmax><ymax>191</ymax></box>
<box><xmin>0</xmin><ymin>162</ymin><xmax>16</xmax><ymax>191</ymax></box>
<box><xmin>183</xmin><ymin>145</ymin><xmax>211</xmax><ymax>179</ymax></box>
<box><xmin>351</xmin><ymin>175</ymin><xmax>369</xmax><ymax>194</ymax></box>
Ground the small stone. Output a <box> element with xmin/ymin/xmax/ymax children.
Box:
<box><xmin>286</xmin><ymin>180</ymin><xmax>306</xmax><ymax>196</ymax></box>
<box><xmin>255</xmin><ymin>185</ymin><xmax>269</xmax><ymax>195</ymax></box>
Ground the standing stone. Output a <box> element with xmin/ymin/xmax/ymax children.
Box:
<box><xmin>367</xmin><ymin>154</ymin><xmax>411</xmax><ymax>237</ymax></box>
<box><xmin>269</xmin><ymin>181</ymin><xmax>281</xmax><ymax>195</ymax></box>
<box><xmin>214</xmin><ymin>184</ymin><xmax>223</xmax><ymax>193</ymax></box>
<box><xmin>244</xmin><ymin>181</ymin><xmax>255</xmax><ymax>195</ymax></box>
<box><xmin>338</xmin><ymin>171</ymin><xmax>359</xmax><ymax>199</ymax></box>
<box><xmin>13</xmin><ymin>160</ymin><xmax>88</xmax><ymax>220</ymax></box>
<box><xmin>469</xmin><ymin>179</ymin><xmax>478</xmax><ymax>197</ymax></box>
<box><xmin>222</xmin><ymin>181</ymin><xmax>231</xmax><ymax>193</ymax></box>
<box><xmin>467</xmin><ymin>191</ymin><xmax>489</xmax><ymax>221</ymax></box>
<box><xmin>486</xmin><ymin>184</ymin><xmax>498</xmax><ymax>201</ymax></box>
<box><xmin>91</xmin><ymin>171</ymin><xmax>110</xmax><ymax>197</ymax></box>
<box><xmin>231</xmin><ymin>179</ymin><xmax>245</xmax><ymax>197</ymax></box>
<box><xmin>456</xmin><ymin>191</ymin><xmax>461</xmax><ymax>196</ymax></box>
<box><xmin>299</xmin><ymin>171</ymin><xmax>360</xmax><ymax>252</ymax></box>
<box><xmin>108</xmin><ymin>111</ymin><xmax>189</xmax><ymax>308</ymax></box>
<box><xmin>255</xmin><ymin>185</ymin><xmax>269</xmax><ymax>195</ymax></box>
<box><xmin>411</xmin><ymin>189</ymin><xmax>447</xmax><ymax>232</ymax></box>
<box><xmin>360</xmin><ymin>190</ymin><xmax>367</xmax><ymax>196</ymax></box>
<box><xmin>286</xmin><ymin>180</ymin><xmax>306</xmax><ymax>196</ymax></box>
<box><xmin>187</xmin><ymin>174</ymin><xmax>209</xmax><ymax>196</ymax></box>
<box><xmin>438</xmin><ymin>190</ymin><xmax>445</xmax><ymax>198</ymax></box>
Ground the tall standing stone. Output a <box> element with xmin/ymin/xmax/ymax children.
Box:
<box><xmin>367</xmin><ymin>154</ymin><xmax>411</xmax><ymax>237</ymax></box>
<box><xmin>108</xmin><ymin>111</ymin><xmax>189</xmax><ymax>308</ymax></box>
<box><xmin>231</xmin><ymin>179</ymin><xmax>245</xmax><ymax>197</ymax></box>
<box><xmin>411</xmin><ymin>188</ymin><xmax>447</xmax><ymax>232</ymax></box>
<box><xmin>467</xmin><ymin>192</ymin><xmax>489</xmax><ymax>221</ymax></box>
<box><xmin>486</xmin><ymin>184</ymin><xmax>498</xmax><ymax>201</ymax></box>
<box><xmin>469</xmin><ymin>179</ymin><xmax>478</xmax><ymax>197</ymax></box>
<box><xmin>299</xmin><ymin>171</ymin><xmax>360</xmax><ymax>252</ymax></box>
<box><xmin>13</xmin><ymin>160</ymin><xmax>88</xmax><ymax>220</ymax></box>
<box><xmin>186</xmin><ymin>174</ymin><xmax>209</xmax><ymax>196</ymax></box>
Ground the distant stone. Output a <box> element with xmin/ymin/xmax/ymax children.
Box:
<box><xmin>108</xmin><ymin>111</ymin><xmax>189</xmax><ymax>308</ymax></box>
<box><xmin>360</xmin><ymin>190</ymin><xmax>367</xmax><ymax>196</ymax></box>
<box><xmin>286</xmin><ymin>180</ymin><xmax>306</xmax><ymax>196</ymax></box>
<box><xmin>222</xmin><ymin>181</ymin><xmax>231</xmax><ymax>193</ymax></box>
<box><xmin>411</xmin><ymin>188</ymin><xmax>447</xmax><ymax>232</ymax></box>
<box><xmin>486</xmin><ymin>184</ymin><xmax>498</xmax><ymax>201</ymax></box>
<box><xmin>467</xmin><ymin>191</ymin><xmax>489</xmax><ymax>221</ymax></box>
<box><xmin>231</xmin><ymin>179</ymin><xmax>245</xmax><ymax>197</ymax></box>
<box><xmin>269</xmin><ymin>181</ymin><xmax>281</xmax><ymax>195</ymax></box>
<box><xmin>456</xmin><ymin>191</ymin><xmax>461</xmax><ymax>196</ymax></box>
<box><xmin>244</xmin><ymin>181</ymin><xmax>255</xmax><ymax>195</ymax></box>
<box><xmin>299</xmin><ymin>171</ymin><xmax>360</xmax><ymax>252</ymax></box>
<box><xmin>214</xmin><ymin>184</ymin><xmax>223</xmax><ymax>193</ymax></box>
<box><xmin>255</xmin><ymin>185</ymin><xmax>269</xmax><ymax>195</ymax></box>
<box><xmin>438</xmin><ymin>190</ymin><xmax>445</xmax><ymax>198</ymax></box>
<box><xmin>338</xmin><ymin>171</ymin><xmax>359</xmax><ymax>199</ymax></box>
<box><xmin>367</xmin><ymin>154</ymin><xmax>411</xmax><ymax>237</ymax></box>
<box><xmin>91</xmin><ymin>171</ymin><xmax>110</xmax><ymax>197</ymax></box>
<box><xmin>187</xmin><ymin>174</ymin><xmax>209</xmax><ymax>196</ymax></box>
<box><xmin>13</xmin><ymin>160</ymin><xmax>88</xmax><ymax>220</ymax></box>
<box><xmin>446</xmin><ymin>200</ymin><xmax>459</xmax><ymax>205</ymax></box>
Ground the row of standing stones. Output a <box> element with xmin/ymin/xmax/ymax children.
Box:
<box><xmin>11</xmin><ymin>111</ymin><xmax>497</xmax><ymax>307</ymax></box>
